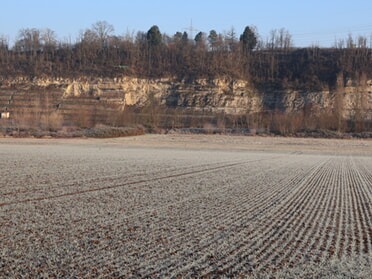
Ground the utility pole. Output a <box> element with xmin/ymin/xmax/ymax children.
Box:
<box><xmin>183</xmin><ymin>19</ymin><xmax>199</xmax><ymax>41</ymax></box>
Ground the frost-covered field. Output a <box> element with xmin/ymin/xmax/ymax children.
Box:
<box><xmin>1</xmin><ymin>135</ymin><xmax>372</xmax><ymax>278</ymax></box>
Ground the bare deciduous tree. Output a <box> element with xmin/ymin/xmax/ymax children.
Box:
<box><xmin>15</xmin><ymin>28</ymin><xmax>42</xmax><ymax>54</ymax></box>
<box><xmin>41</xmin><ymin>28</ymin><xmax>57</xmax><ymax>48</ymax></box>
<box><xmin>266</xmin><ymin>28</ymin><xmax>293</xmax><ymax>50</ymax></box>
<box><xmin>92</xmin><ymin>20</ymin><xmax>114</xmax><ymax>47</ymax></box>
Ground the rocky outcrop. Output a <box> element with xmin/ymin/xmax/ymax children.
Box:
<box><xmin>1</xmin><ymin>76</ymin><xmax>371</xmax><ymax>119</ymax></box>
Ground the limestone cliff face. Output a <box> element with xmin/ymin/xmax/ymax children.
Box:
<box><xmin>1</xmin><ymin>76</ymin><xmax>372</xmax><ymax>119</ymax></box>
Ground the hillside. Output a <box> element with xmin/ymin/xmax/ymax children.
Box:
<box><xmin>1</xmin><ymin>27</ymin><xmax>372</xmax><ymax>136</ymax></box>
<box><xmin>1</xmin><ymin>75</ymin><xmax>371</xmax><ymax>136</ymax></box>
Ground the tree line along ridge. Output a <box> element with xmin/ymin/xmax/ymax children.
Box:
<box><xmin>0</xmin><ymin>21</ymin><xmax>371</xmax><ymax>91</ymax></box>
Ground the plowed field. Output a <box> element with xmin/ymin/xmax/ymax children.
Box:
<box><xmin>1</xmin><ymin>135</ymin><xmax>371</xmax><ymax>278</ymax></box>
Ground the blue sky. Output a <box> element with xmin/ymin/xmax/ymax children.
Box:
<box><xmin>1</xmin><ymin>0</ymin><xmax>371</xmax><ymax>47</ymax></box>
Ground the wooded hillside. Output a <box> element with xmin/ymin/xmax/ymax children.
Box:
<box><xmin>1</xmin><ymin>23</ymin><xmax>371</xmax><ymax>91</ymax></box>
<box><xmin>1</xmin><ymin>23</ymin><xmax>371</xmax><ymax>136</ymax></box>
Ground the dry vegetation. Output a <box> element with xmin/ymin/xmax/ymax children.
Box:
<box><xmin>1</xmin><ymin>23</ymin><xmax>372</xmax><ymax>135</ymax></box>
<box><xmin>1</xmin><ymin>135</ymin><xmax>371</xmax><ymax>278</ymax></box>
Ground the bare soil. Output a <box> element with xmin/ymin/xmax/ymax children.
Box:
<box><xmin>1</xmin><ymin>135</ymin><xmax>371</xmax><ymax>278</ymax></box>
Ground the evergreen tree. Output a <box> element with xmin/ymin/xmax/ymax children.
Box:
<box><xmin>194</xmin><ymin>32</ymin><xmax>203</xmax><ymax>43</ymax></box>
<box><xmin>240</xmin><ymin>26</ymin><xmax>257</xmax><ymax>52</ymax></box>
<box><xmin>147</xmin><ymin>25</ymin><xmax>162</xmax><ymax>47</ymax></box>
<box><xmin>208</xmin><ymin>30</ymin><xmax>218</xmax><ymax>51</ymax></box>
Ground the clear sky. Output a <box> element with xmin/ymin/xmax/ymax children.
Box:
<box><xmin>1</xmin><ymin>0</ymin><xmax>372</xmax><ymax>47</ymax></box>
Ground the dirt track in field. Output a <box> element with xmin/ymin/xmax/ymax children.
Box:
<box><xmin>1</xmin><ymin>135</ymin><xmax>371</xmax><ymax>278</ymax></box>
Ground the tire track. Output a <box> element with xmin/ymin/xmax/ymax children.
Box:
<box><xmin>0</xmin><ymin>158</ymin><xmax>269</xmax><ymax>207</ymax></box>
<box><xmin>308</xmin><ymin>158</ymin><xmax>352</xmax><ymax>263</ymax></box>
<box><xmin>349</xmin><ymin>157</ymin><xmax>372</xmax><ymax>254</ymax></box>
<box><xmin>346</xmin><ymin>159</ymin><xmax>362</xmax><ymax>255</ymax></box>
<box><xmin>322</xmin><ymin>157</ymin><xmax>342</xmax><ymax>260</ymax></box>
<box><xmin>67</xmin><ymin>155</ymin><xmax>310</xmax><ymax>276</ymax></box>
<box><xmin>0</xmin><ymin>159</ymin><xmax>248</xmax><ymax>199</ymax></box>
<box><xmin>216</xmin><ymin>158</ymin><xmax>330</xmax><ymax>275</ymax></box>
<box><xmin>174</xmin><ymin>157</ymin><xmax>330</xmax><ymax>276</ymax></box>
<box><xmin>344</xmin><ymin>163</ymin><xmax>356</xmax><ymax>256</ymax></box>
<box><xmin>2</xmin><ymin>145</ymin><xmax>372</xmax><ymax>278</ymax></box>
<box><xmin>28</xmin><ymin>155</ymin><xmax>314</xmax><ymax>277</ymax></box>
<box><xmin>140</xmin><ymin>157</ymin><xmax>319</xmax><ymax>277</ymax></box>
<box><xmin>271</xmin><ymin>158</ymin><xmax>335</xmax><ymax>268</ymax></box>
<box><xmin>253</xmin><ymin>157</ymin><xmax>334</xmax><ymax>271</ymax></box>
<box><xmin>2</xmin><ymin>155</ymin><xmax>294</xmax><ymax>278</ymax></box>
<box><xmin>336</xmin><ymin>160</ymin><xmax>348</xmax><ymax>258</ymax></box>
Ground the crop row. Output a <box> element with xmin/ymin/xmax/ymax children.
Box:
<box><xmin>1</xmin><ymin>140</ymin><xmax>371</xmax><ymax>278</ymax></box>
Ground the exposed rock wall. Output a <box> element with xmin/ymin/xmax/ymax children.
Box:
<box><xmin>1</xmin><ymin>76</ymin><xmax>372</xmax><ymax>119</ymax></box>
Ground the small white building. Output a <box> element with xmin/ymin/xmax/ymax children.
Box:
<box><xmin>0</xmin><ymin>112</ymin><xmax>10</xmax><ymax>119</ymax></box>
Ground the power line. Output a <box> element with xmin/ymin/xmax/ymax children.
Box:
<box><xmin>290</xmin><ymin>24</ymin><xmax>372</xmax><ymax>47</ymax></box>
<box><xmin>183</xmin><ymin>19</ymin><xmax>199</xmax><ymax>40</ymax></box>
<box><xmin>292</xmin><ymin>24</ymin><xmax>372</xmax><ymax>36</ymax></box>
